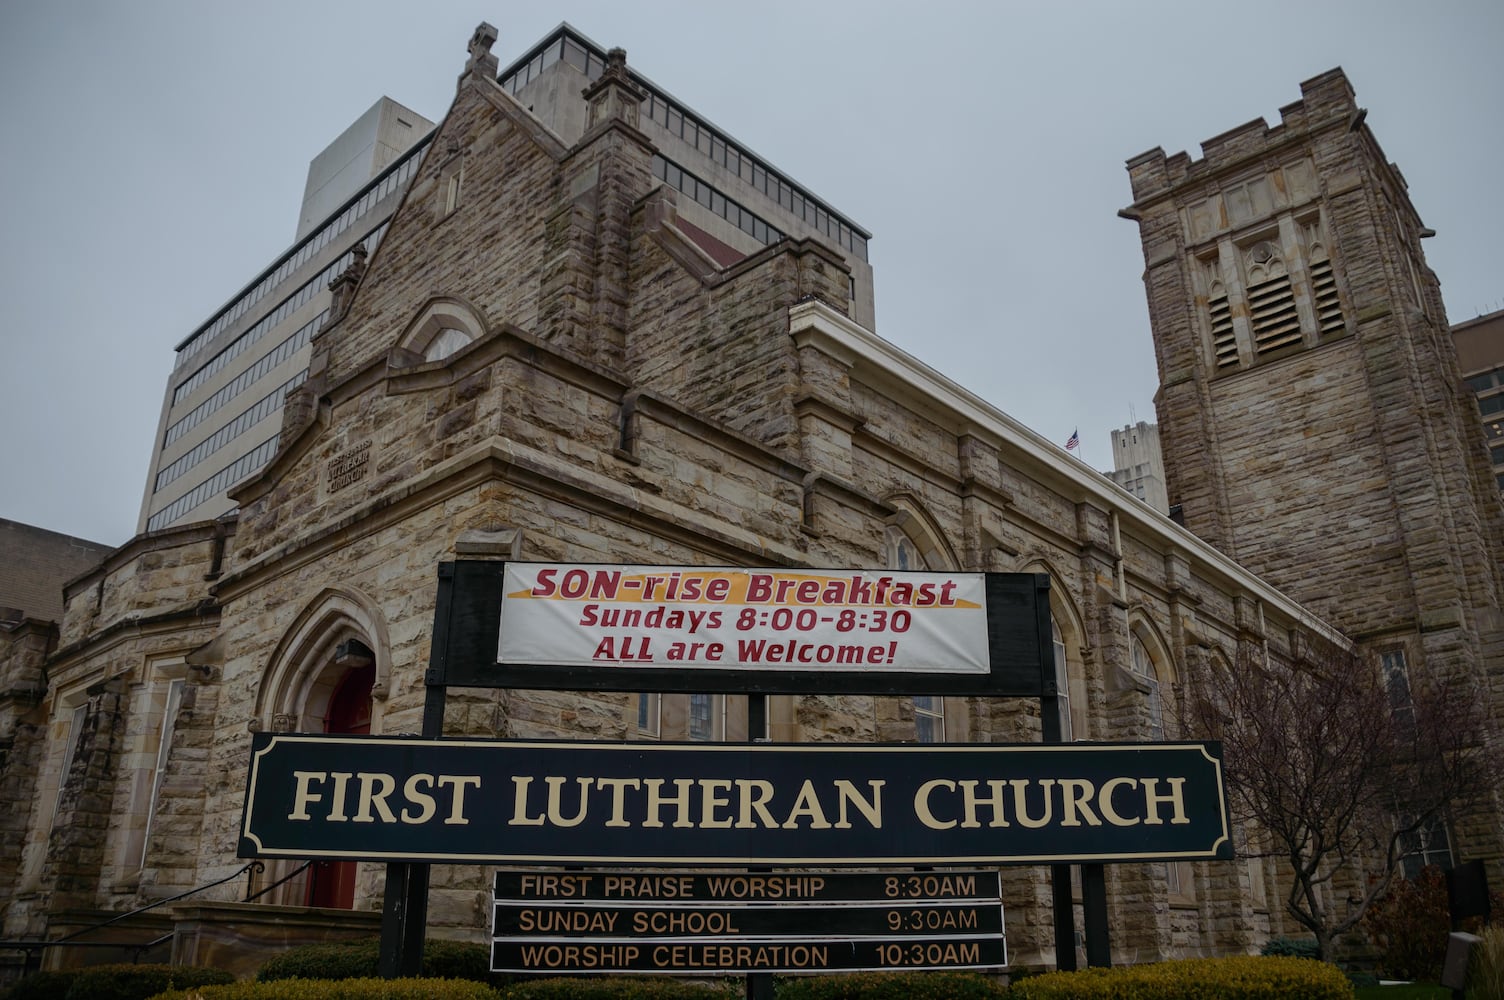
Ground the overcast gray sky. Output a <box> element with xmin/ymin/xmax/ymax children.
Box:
<box><xmin>2</xmin><ymin>0</ymin><xmax>1500</xmax><ymax>546</ymax></box>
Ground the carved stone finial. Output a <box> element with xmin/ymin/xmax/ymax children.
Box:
<box><xmin>583</xmin><ymin>46</ymin><xmax>644</xmax><ymax>132</ymax></box>
<box><xmin>328</xmin><ymin>243</ymin><xmax>369</xmax><ymax>320</ymax></box>
<box><xmin>466</xmin><ymin>22</ymin><xmax>499</xmax><ymax>78</ymax></box>
<box><xmin>603</xmin><ymin>47</ymin><xmax>628</xmax><ymax>81</ymax></box>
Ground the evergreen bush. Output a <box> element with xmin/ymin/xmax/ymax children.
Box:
<box><xmin>1006</xmin><ymin>955</ymin><xmax>1354</xmax><ymax>999</ymax></box>
<box><xmin>58</xmin><ymin>962</ymin><xmax>232</xmax><ymax>1000</ymax></box>
<box><xmin>1259</xmin><ymin>936</ymin><xmax>1320</xmax><ymax>959</ymax></box>
<box><xmin>256</xmin><ymin>938</ymin><xmax>497</xmax><ymax>985</ymax></box>
<box><xmin>149</xmin><ymin>978</ymin><xmax>500</xmax><ymax>1000</ymax></box>
<box><xmin>773</xmin><ymin>970</ymin><xmax>1007</xmax><ymax>999</ymax></box>
<box><xmin>0</xmin><ymin>970</ymin><xmax>75</xmax><ymax>1000</ymax></box>
<box><xmin>500</xmin><ymin>977</ymin><xmax>730</xmax><ymax>999</ymax></box>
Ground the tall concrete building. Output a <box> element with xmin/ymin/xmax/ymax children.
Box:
<box><xmin>1453</xmin><ymin>306</ymin><xmax>1504</xmax><ymax>495</ymax></box>
<box><xmin>1106</xmin><ymin>421</ymin><xmax>1168</xmax><ymax>514</ymax></box>
<box><xmin>1122</xmin><ymin>69</ymin><xmax>1504</xmax><ymax>875</ymax></box>
<box><xmin>135</xmin><ymin>99</ymin><xmax>434</xmax><ymax>535</ymax></box>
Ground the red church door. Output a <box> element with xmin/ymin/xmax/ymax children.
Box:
<box><xmin>305</xmin><ymin>662</ymin><xmax>373</xmax><ymax>908</ymax></box>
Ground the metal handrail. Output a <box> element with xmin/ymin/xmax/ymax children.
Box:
<box><xmin>0</xmin><ymin>859</ymin><xmax>265</xmax><ymax>969</ymax></box>
<box><xmin>245</xmin><ymin>860</ymin><xmax>312</xmax><ymax>902</ymax></box>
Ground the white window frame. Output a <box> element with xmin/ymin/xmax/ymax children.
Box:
<box><xmin>138</xmin><ymin>677</ymin><xmax>186</xmax><ymax>869</ymax></box>
<box><xmin>913</xmin><ymin>696</ymin><xmax>945</xmax><ymax>743</ymax></box>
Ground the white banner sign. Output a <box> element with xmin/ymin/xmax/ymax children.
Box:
<box><xmin>497</xmin><ymin>564</ymin><xmax>990</xmax><ymax>673</ymax></box>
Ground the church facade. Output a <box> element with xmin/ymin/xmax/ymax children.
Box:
<box><xmin>1</xmin><ymin>28</ymin><xmax>1496</xmax><ymax>980</ymax></box>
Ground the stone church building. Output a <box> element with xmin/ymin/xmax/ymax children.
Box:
<box><xmin>0</xmin><ymin>27</ymin><xmax>1499</xmax><ymax>979</ymax></box>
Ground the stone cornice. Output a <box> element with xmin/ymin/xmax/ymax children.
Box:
<box><xmin>213</xmin><ymin>436</ymin><xmax>814</xmax><ymax>602</ymax></box>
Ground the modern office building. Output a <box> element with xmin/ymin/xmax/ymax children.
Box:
<box><xmin>1453</xmin><ymin>306</ymin><xmax>1504</xmax><ymax>494</ymax></box>
<box><xmin>135</xmin><ymin>98</ymin><xmax>435</xmax><ymax>536</ymax></box>
<box><xmin>1123</xmin><ymin>69</ymin><xmax>1504</xmax><ymax>879</ymax></box>
<box><xmin>135</xmin><ymin>24</ymin><xmax>875</xmax><ymax>537</ymax></box>
<box><xmin>1105</xmin><ymin>421</ymin><xmax>1168</xmax><ymax>514</ymax></box>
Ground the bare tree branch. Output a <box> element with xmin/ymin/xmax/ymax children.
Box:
<box><xmin>1179</xmin><ymin>638</ymin><xmax>1500</xmax><ymax>960</ymax></box>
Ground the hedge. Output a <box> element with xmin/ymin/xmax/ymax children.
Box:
<box><xmin>774</xmin><ymin>970</ymin><xmax>1007</xmax><ymax>999</ymax></box>
<box><xmin>256</xmin><ymin>938</ymin><xmax>495</xmax><ymax>985</ymax></box>
<box><xmin>499</xmin><ymin>977</ymin><xmax>732</xmax><ymax>999</ymax></box>
<box><xmin>15</xmin><ymin>963</ymin><xmax>233</xmax><ymax>1000</ymax></box>
<box><xmin>149</xmin><ymin>978</ymin><xmax>500</xmax><ymax>1000</ymax></box>
<box><xmin>1006</xmin><ymin>955</ymin><xmax>1355</xmax><ymax>999</ymax></box>
<box><xmin>0</xmin><ymin>971</ymin><xmax>74</xmax><ymax>1000</ymax></box>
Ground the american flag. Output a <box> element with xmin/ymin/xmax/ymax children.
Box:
<box><xmin>1065</xmin><ymin>428</ymin><xmax>1080</xmax><ymax>451</ymax></box>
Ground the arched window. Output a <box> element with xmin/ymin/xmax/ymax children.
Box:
<box><xmin>423</xmin><ymin>327</ymin><xmax>473</xmax><ymax>362</ymax></box>
<box><xmin>880</xmin><ymin>500</ymin><xmax>962</xmax><ymax>743</ymax></box>
<box><xmin>394</xmin><ymin>297</ymin><xmax>487</xmax><ymax>367</ymax></box>
<box><xmin>1022</xmin><ymin>560</ymin><xmax>1088</xmax><ymax>742</ymax></box>
<box><xmin>1053</xmin><ymin>620</ymin><xmax>1073</xmax><ymax>741</ymax></box>
<box><xmin>1131</xmin><ymin>633</ymin><xmax>1164</xmax><ymax>740</ymax></box>
<box><xmin>883</xmin><ymin>525</ymin><xmax>926</xmax><ymax>571</ymax></box>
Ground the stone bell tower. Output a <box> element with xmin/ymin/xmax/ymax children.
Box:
<box><xmin>1121</xmin><ymin>68</ymin><xmax>1504</xmax><ymax>874</ymax></box>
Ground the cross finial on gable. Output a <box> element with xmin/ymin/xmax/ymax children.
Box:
<box><xmin>465</xmin><ymin>22</ymin><xmax>499</xmax><ymax>79</ymax></box>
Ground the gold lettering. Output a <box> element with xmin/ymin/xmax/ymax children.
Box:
<box><xmin>596</xmin><ymin>777</ymin><xmax>641</xmax><ymax>827</ymax></box>
<box><xmin>834</xmin><ymin>779</ymin><xmax>884</xmax><ymax>829</ymax></box>
<box><xmin>700</xmin><ymin>779</ymin><xmax>734</xmax><ymax>829</ymax></box>
<box><xmin>781</xmin><ymin>779</ymin><xmax>831</xmax><ymax>829</ymax></box>
<box><xmin>734</xmin><ymin>779</ymin><xmax>778</xmax><ymax>828</ymax></box>
<box><xmin>1059</xmin><ymin>778</ymin><xmax>1102</xmax><ymax>827</ymax></box>
<box><xmin>509</xmin><ymin>776</ymin><xmax>546</xmax><ymax>826</ymax></box>
<box><xmin>914</xmin><ymin>778</ymin><xmax>957</xmax><ymax>829</ymax></box>
<box><xmin>643</xmin><ymin>778</ymin><xmax>695</xmax><ymax>828</ymax></box>
<box><xmin>1098</xmin><ymin>777</ymin><xmax>1140</xmax><ymax>826</ymax></box>
<box><xmin>326</xmin><ymin>771</ymin><xmax>353</xmax><ymax>822</ymax></box>
<box><xmin>354</xmin><ymin>771</ymin><xmax>397</xmax><ymax>823</ymax></box>
<box><xmin>1141</xmin><ymin>776</ymin><xmax>1189</xmax><ymax>825</ymax></box>
<box><xmin>400</xmin><ymin>773</ymin><xmax>436</xmax><ymax>824</ymax></box>
<box><xmin>545</xmin><ymin>776</ymin><xmax>594</xmax><ymax>827</ymax></box>
<box><xmin>958</xmin><ymin>778</ymin><xmax>1010</xmax><ymax>828</ymax></box>
<box><xmin>288</xmin><ymin>770</ymin><xmax>323</xmax><ymax>821</ymax></box>
<box><xmin>1012</xmin><ymin>778</ymin><xmax>1055</xmax><ymax>828</ymax></box>
<box><xmin>438</xmin><ymin>774</ymin><xmax>481</xmax><ymax>825</ymax></box>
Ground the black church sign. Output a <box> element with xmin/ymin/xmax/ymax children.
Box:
<box><xmin>433</xmin><ymin>561</ymin><xmax>1054</xmax><ymax>697</ymax></box>
<box><xmin>239</xmin><ymin>734</ymin><xmax>1231</xmax><ymax>866</ymax></box>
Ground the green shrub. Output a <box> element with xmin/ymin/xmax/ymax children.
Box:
<box><xmin>500</xmin><ymin>977</ymin><xmax>731</xmax><ymax>999</ymax></box>
<box><xmin>0</xmin><ymin>970</ymin><xmax>76</xmax><ymax>1000</ymax></box>
<box><xmin>149</xmin><ymin>978</ymin><xmax>499</xmax><ymax>1000</ymax></box>
<box><xmin>1259</xmin><ymin>936</ymin><xmax>1320</xmax><ymax>959</ymax></box>
<box><xmin>774</xmin><ymin>970</ymin><xmax>1007</xmax><ymax>999</ymax></box>
<box><xmin>1471</xmin><ymin>925</ymin><xmax>1504</xmax><ymax>1000</ymax></box>
<box><xmin>256</xmin><ymin>939</ymin><xmax>496</xmax><ymax>985</ymax></box>
<box><xmin>256</xmin><ymin>941</ymin><xmax>381</xmax><ymax>983</ymax></box>
<box><xmin>57</xmin><ymin>963</ymin><xmax>232</xmax><ymax>1000</ymax></box>
<box><xmin>1006</xmin><ymin>955</ymin><xmax>1354</xmax><ymax>999</ymax></box>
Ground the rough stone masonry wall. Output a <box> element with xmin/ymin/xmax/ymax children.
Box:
<box><xmin>323</xmin><ymin>80</ymin><xmax>561</xmax><ymax>390</ymax></box>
